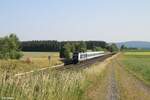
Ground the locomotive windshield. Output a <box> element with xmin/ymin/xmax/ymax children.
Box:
<box><xmin>72</xmin><ymin>52</ymin><xmax>79</xmax><ymax>64</ymax></box>
<box><xmin>73</xmin><ymin>52</ymin><xmax>78</xmax><ymax>59</ymax></box>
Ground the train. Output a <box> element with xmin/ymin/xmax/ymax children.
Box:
<box><xmin>72</xmin><ymin>51</ymin><xmax>105</xmax><ymax>64</ymax></box>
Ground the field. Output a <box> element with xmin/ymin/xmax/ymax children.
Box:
<box><xmin>121</xmin><ymin>52</ymin><xmax>150</xmax><ymax>85</ymax></box>
<box><xmin>22</xmin><ymin>52</ymin><xmax>62</xmax><ymax>67</ymax></box>
<box><xmin>0</xmin><ymin>52</ymin><xmax>62</xmax><ymax>74</ymax></box>
<box><xmin>1</xmin><ymin>52</ymin><xmax>150</xmax><ymax>100</ymax></box>
<box><xmin>0</xmin><ymin>52</ymin><xmax>113</xmax><ymax>100</ymax></box>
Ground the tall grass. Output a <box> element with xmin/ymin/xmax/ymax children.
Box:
<box><xmin>0</xmin><ymin>60</ymin><xmax>108</xmax><ymax>100</ymax></box>
<box><xmin>0</xmin><ymin>71</ymin><xmax>82</xmax><ymax>99</ymax></box>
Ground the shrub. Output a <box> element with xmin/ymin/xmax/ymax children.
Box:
<box><xmin>0</xmin><ymin>34</ymin><xmax>23</xmax><ymax>59</ymax></box>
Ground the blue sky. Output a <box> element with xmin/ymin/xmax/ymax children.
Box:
<box><xmin>0</xmin><ymin>0</ymin><xmax>150</xmax><ymax>42</ymax></box>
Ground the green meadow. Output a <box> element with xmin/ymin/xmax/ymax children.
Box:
<box><xmin>122</xmin><ymin>52</ymin><xmax>150</xmax><ymax>85</ymax></box>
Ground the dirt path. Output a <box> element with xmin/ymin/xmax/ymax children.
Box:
<box><xmin>87</xmin><ymin>54</ymin><xmax>150</xmax><ymax>100</ymax></box>
<box><xmin>106</xmin><ymin>60</ymin><xmax>120</xmax><ymax>100</ymax></box>
<box><xmin>87</xmin><ymin>57</ymin><xmax>120</xmax><ymax>100</ymax></box>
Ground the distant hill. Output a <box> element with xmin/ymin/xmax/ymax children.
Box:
<box><xmin>116</xmin><ymin>41</ymin><xmax>150</xmax><ymax>49</ymax></box>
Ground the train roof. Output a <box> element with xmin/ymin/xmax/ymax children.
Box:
<box><xmin>79</xmin><ymin>51</ymin><xmax>104</xmax><ymax>55</ymax></box>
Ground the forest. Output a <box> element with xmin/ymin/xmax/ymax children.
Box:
<box><xmin>21</xmin><ymin>40</ymin><xmax>112</xmax><ymax>52</ymax></box>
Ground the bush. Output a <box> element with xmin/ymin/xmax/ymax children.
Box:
<box><xmin>93</xmin><ymin>47</ymin><xmax>104</xmax><ymax>51</ymax></box>
<box><xmin>0</xmin><ymin>34</ymin><xmax>23</xmax><ymax>59</ymax></box>
<box><xmin>9</xmin><ymin>50</ymin><xmax>23</xmax><ymax>59</ymax></box>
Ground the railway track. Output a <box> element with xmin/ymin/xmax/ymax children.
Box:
<box><xmin>15</xmin><ymin>53</ymin><xmax>115</xmax><ymax>77</ymax></box>
<box><xmin>53</xmin><ymin>53</ymin><xmax>115</xmax><ymax>71</ymax></box>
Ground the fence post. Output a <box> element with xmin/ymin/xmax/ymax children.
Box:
<box><xmin>48</xmin><ymin>55</ymin><xmax>51</xmax><ymax>66</ymax></box>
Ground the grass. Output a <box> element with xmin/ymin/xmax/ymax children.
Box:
<box><xmin>0</xmin><ymin>54</ymin><xmax>111</xmax><ymax>100</ymax></box>
<box><xmin>121</xmin><ymin>51</ymin><xmax>150</xmax><ymax>85</ymax></box>
<box><xmin>115</xmin><ymin>57</ymin><xmax>150</xmax><ymax>100</ymax></box>
<box><xmin>123</xmin><ymin>49</ymin><xmax>150</xmax><ymax>52</ymax></box>
<box><xmin>0</xmin><ymin>52</ymin><xmax>62</xmax><ymax>74</ymax></box>
<box><xmin>0</xmin><ymin>71</ymin><xmax>84</xmax><ymax>100</ymax></box>
<box><xmin>124</xmin><ymin>52</ymin><xmax>150</xmax><ymax>55</ymax></box>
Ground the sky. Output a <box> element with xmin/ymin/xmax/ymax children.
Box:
<box><xmin>0</xmin><ymin>0</ymin><xmax>150</xmax><ymax>42</ymax></box>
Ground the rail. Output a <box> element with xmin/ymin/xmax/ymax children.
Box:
<box><xmin>14</xmin><ymin>53</ymin><xmax>116</xmax><ymax>77</ymax></box>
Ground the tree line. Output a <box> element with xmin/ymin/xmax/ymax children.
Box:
<box><xmin>21</xmin><ymin>40</ymin><xmax>108</xmax><ymax>52</ymax></box>
<box><xmin>21</xmin><ymin>40</ymin><xmax>118</xmax><ymax>59</ymax></box>
<box><xmin>0</xmin><ymin>34</ymin><xmax>119</xmax><ymax>60</ymax></box>
<box><xmin>60</xmin><ymin>41</ymin><xmax>118</xmax><ymax>59</ymax></box>
<box><xmin>21</xmin><ymin>40</ymin><xmax>60</xmax><ymax>52</ymax></box>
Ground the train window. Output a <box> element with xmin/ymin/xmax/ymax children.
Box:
<box><xmin>80</xmin><ymin>54</ymin><xmax>86</xmax><ymax>59</ymax></box>
<box><xmin>80</xmin><ymin>55</ymin><xmax>83</xmax><ymax>58</ymax></box>
<box><xmin>81</xmin><ymin>55</ymin><xmax>83</xmax><ymax>58</ymax></box>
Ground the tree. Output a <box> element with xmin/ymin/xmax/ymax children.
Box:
<box><xmin>63</xmin><ymin>43</ymin><xmax>71</xmax><ymax>60</ymax></box>
<box><xmin>120</xmin><ymin>45</ymin><xmax>127</xmax><ymax>51</ymax></box>
<box><xmin>86</xmin><ymin>41</ymin><xmax>107</xmax><ymax>50</ymax></box>
<box><xmin>21</xmin><ymin>40</ymin><xmax>60</xmax><ymax>52</ymax></box>
<box><xmin>108</xmin><ymin>43</ymin><xmax>119</xmax><ymax>52</ymax></box>
<box><xmin>93</xmin><ymin>47</ymin><xmax>104</xmax><ymax>51</ymax></box>
<box><xmin>75</xmin><ymin>41</ymin><xmax>87</xmax><ymax>52</ymax></box>
<box><xmin>0</xmin><ymin>34</ymin><xmax>23</xmax><ymax>59</ymax></box>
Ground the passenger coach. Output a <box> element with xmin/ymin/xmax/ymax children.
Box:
<box><xmin>72</xmin><ymin>51</ymin><xmax>105</xmax><ymax>64</ymax></box>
